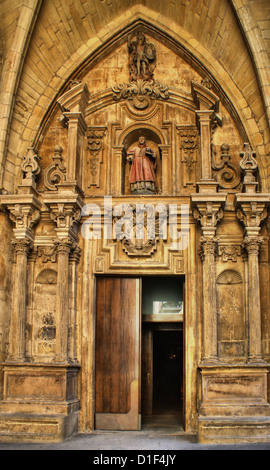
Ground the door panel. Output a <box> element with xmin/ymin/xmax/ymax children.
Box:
<box><xmin>95</xmin><ymin>277</ymin><xmax>141</xmax><ymax>430</ymax></box>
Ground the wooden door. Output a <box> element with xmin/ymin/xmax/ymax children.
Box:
<box><xmin>95</xmin><ymin>277</ymin><xmax>141</xmax><ymax>430</ymax></box>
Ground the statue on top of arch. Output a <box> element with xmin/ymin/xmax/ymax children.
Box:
<box><xmin>128</xmin><ymin>31</ymin><xmax>156</xmax><ymax>81</ymax></box>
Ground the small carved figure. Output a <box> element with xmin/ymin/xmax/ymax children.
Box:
<box><xmin>128</xmin><ymin>31</ymin><xmax>156</xmax><ymax>81</ymax></box>
<box><xmin>127</xmin><ymin>136</ymin><xmax>157</xmax><ymax>194</ymax></box>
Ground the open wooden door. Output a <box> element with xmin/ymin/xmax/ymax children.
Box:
<box><xmin>95</xmin><ymin>277</ymin><xmax>141</xmax><ymax>430</ymax></box>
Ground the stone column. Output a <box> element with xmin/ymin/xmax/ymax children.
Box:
<box><xmin>57</xmin><ymin>81</ymin><xmax>89</xmax><ymax>187</ymax></box>
<box><xmin>236</xmin><ymin>200</ymin><xmax>268</xmax><ymax>362</ymax></box>
<box><xmin>63</xmin><ymin>112</ymin><xmax>87</xmax><ymax>183</ymax></box>
<box><xmin>199</xmin><ymin>236</ymin><xmax>219</xmax><ymax>361</ymax></box>
<box><xmin>44</xmin><ymin>199</ymin><xmax>82</xmax><ymax>364</ymax></box>
<box><xmin>192</xmin><ymin>199</ymin><xmax>226</xmax><ymax>363</ymax></box>
<box><xmin>55</xmin><ymin>238</ymin><xmax>72</xmax><ymax>363</ymax></box>
<box><xmin>236</xmin><ymin>143</ymin><xmax>269</xmax><ymax>362</ymax></box>
<box><xmin>9</xmin><ymin>239</ymin><xmax>32</xmax><ymax>361</ymax></box>
<box><xmin>69</xmin><ymin>244</ymin><xmax>81</xmax><ymax>362</ymax></box>
<box><xmin>243</xmin><ymin>235</ymin><xmax>264</xmax><ymax>361</ymax></box>
<box><xmin>196</xmin><ymin>110</ymin><xmax>213</xmax><ymax>181</ymax></box>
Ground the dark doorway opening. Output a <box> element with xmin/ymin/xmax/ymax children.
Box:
<box><xmin>153</xmin><ymin>329</ymin><xmax>183</xmax><ymax>416</ymax></box>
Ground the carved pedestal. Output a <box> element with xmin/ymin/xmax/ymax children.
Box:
<box><xmin>0</xmin><ymin>363</ymin><xmax>79</xmax><ymax>442</ymax></box>
<box><xmin>198</xmin><ymin>364</ymin><xmax>270</xmax><ymax>444</ymax></box>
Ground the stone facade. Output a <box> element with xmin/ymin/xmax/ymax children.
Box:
<box><xmin>0</xmin><ymin>0</ymin><xmax>269</xmax><ymax>444</ymax></box>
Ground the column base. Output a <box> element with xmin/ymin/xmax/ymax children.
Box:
<box><xmin>198</xmin><ymin>416</ymin><xmax>270</xmax><ymax>444</ymax></box>
<box><xmin>0</xmin><ymin>362</ymin><xmax>80</xmax><ymax>443</ymax></box>
<box><xmin>198</xmin><ymin>363</ymin><xmax>270</xmax><ymax>444</ymax></box>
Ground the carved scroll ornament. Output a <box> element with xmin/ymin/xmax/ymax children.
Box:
<box><xmin>211</xmin><ymin>143</ymin><xmax>241</xmax><ymax>189</ymax></box>
<box><xmin>112</xmin><ymin>79</ymin><xmax>169</xmax><ymax>110</ymax></box>
<box><xmin>44</xmin><ymin>146</ymin><xmax>66</xmax><ymax>191</ymax></box>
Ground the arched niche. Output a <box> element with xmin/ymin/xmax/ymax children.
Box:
<box><xmin>122</xmin><ymin>127</ymin><xmax>163</xmax><ymax>195</ymax></box>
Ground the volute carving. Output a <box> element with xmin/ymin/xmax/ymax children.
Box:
<box><xmin>211</xmin><ymin>143</ymin><xmax>241</xmax><ymax>189</ymax></box>
<box><xmin>44</xmin><ymin>146</ymin><xmax>66</xmax><ymax>191</ymax></box>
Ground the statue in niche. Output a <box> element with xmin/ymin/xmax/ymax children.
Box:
<box><xmin>128</xmin><ymin>31</ymin><xmax>156</xmax><ymax>81</ymax></box>
<box><xmin>127</xmin><ymin>136</ymin><xmax>157</xmax><ymax>194</ymax></box>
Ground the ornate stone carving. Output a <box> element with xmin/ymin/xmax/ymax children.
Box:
<box><xmin>216</xmin><ymin>269</ymin><xmax>243</xmax><ymax>285</ymax></box>
<box><xmin>193</xmin><ymin>202</ymin><xmax>224</xmax><ymax>230</ymax></box>
<box><xmin>236</xmin><ymin>201</ymin><xmax>268</xmax><ymax>229</ymax></box>
<box><xmin>11</xmin><ymin>238</ymin><xmax>32</xmax><ymax>255</ymax></box>
<box><xmin>199</xmin><ymin>236</ymin><xmax>218</xmax><ymax>261</ymax></box>
<box><xmin>36</xmin><ymin>268</ymin><xmax>57</xmax><ymax>285</ymax></box>
<box><xmin>50</xmin><ymin>203</ymin><xmax>81</xmax><ymax>230</ymax></box>
<box><xmin>37</xmin><ymin>245</ymin><xmax>58</xmax><ymax>263</ymax></box>
<box><xmin>211</xmin><ymin>143</ymin><xmax>241</xmax><ymax>189</ymax></box>
<box><xmin>44</xmin><ymin>146</ymin><xmax>66</xmax><ymax>191</ymax></box>
<box><xmin>243</xmin><ymin>236</ymin><xmax>264</xmax><ymax>255</ymax></box>
<box><xmin>177</xmin><ymin>126</ymin><xmax>198</xmax><ymax>186</ymax></box>
<box><xmin>54</xmin><ymin>237</ymin><xmax>73</xmax><ymax>255</ymax></box>
<box><xmin>8</xmin><ymin>204</ymin><xmax>41</xmax><ymax>231</ymax></box>
<box><xmin>217</xmin><ymin>245</ymin><xmax>242</xmax><ymax>262</ymax></box>
<box><xmin>112</xmin><ymin>79</ymin><xmax>169</xmax><ymax>110</ymax></box>
<box><xmin>113</xmin><ymin>203</ymin><xmax>166</xmax><ymax>257</ymax></box>
<box><xmin>86</xmin><ymin>127</ymin><xmax>107</xmax><ymax>187</ymax></box>
<box><xmin>128</xmin><ymin>31</ymin><xmax>156</xmax><ymax>81</ymax></box>
<box><xmin>240</xmin><ymin>143</ymin><xmax>258</xmax><ymax>181</ymax></box>
<box><xmin>20</xmin><ymin>147</ymin><xmax>41</xmax><ymax>189</ymax></box>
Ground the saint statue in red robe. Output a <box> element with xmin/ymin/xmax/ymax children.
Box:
<box><xmin>127</xmin><ymin>136</ymin><xmax>157</xmax><ymax>194</ymax></box>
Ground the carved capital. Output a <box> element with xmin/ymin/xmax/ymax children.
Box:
<box><xmin>54</xmin><ymin>238</ymin><xmax>73</xmax><ymax>255</ymax></box>
<box><xmin>236</xmin><ymin>201</ymin><xmax>268</xmax><ymax>229</ymax></box>
<box><xmin>193</xmin><ymin>202</ymin><xmax>224</xmax><ymax>229</ymax></box>
<box><xmin>11</xmin><ymin>238</ymin><xmax>33</xmax><ymax>256</ymax></box>
<box><xmin>8</xmin><ymin>204</ymin><xmax>41</xmax><ymax>231</ymax></box>
<box><xmin>69</xmin><ymin>243</ymin><xmax>81</xmax><ymax>263</ymax></box>
<box><xmin>243</xmin><ymin>236</ymin><xmax>264</xmax><ymax>256</ymax></box>
<box><xmin>50</xmin><ymin>203</ymin><xmax>81</xmax><ymax>230</ymax></box>
<box><xmin>199</xmin><ymin>236</ymin><xmax>218</xmax><ymax>261</ymax></box>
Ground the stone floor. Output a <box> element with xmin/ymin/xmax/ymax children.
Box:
<box><xmin>0</xmin><ymin>421</ymin><xmax>270</xmax><ymax>451</ymax></box>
